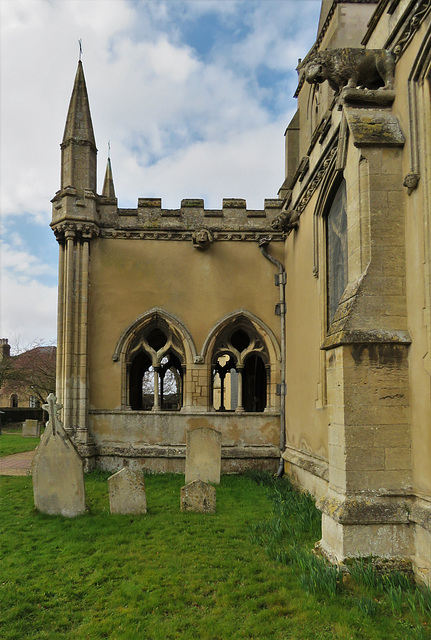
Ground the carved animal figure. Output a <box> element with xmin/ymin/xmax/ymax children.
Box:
<box><xmin>303</xmin><ymin>48</ymin><xmax>395</xmax><ymax>92</ymax></box>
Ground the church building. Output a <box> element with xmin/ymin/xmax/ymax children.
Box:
<box><xmin>51</xmin><ymin>0</ymin><xmax>431</xmax><ymax>583</ymax></box>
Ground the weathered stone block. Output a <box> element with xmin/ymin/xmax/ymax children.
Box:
<box><xmin>385</xmin><ymin>447</ymin><xmax>411</xmax><ymax>471</ymax></box>
<box><xmin>22</xmin><ymin>419</ymin><xmax>40</xmax><ymax>437</ymax></box>
<box><xmin>321</xmin><ymin>514</ymin><xmax>413</xmax><ymax>563</ymax></box>
<box><xmin>108</xmin><ymin>467</ymin><xmax>147</xmax><ymax>515</ymax></box>
<box><xmin>373</xmin><ymin>424</ymin><xmax>411</xmax><ymax>448</ymax></box>
<box><xmin>185</xmin><ymin>426</ymin><xmax>221</xmax><ymax>484</ymax></box>
<box><xmin>180</xmin><ymin>479</ymin><xmax>216</xmax><ymax>513</ymax></box>
<box><xmin>345</xmin><ymin>446</ymin><xmax>384</xmax><ymax>471</ymax></box>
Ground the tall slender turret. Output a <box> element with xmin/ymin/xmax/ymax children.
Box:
<box><xmin>51</xmin><ymin>61</ymin><xmax>99</xmax><ymax>469</ymax></box>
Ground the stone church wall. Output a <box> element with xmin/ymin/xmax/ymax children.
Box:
<box><xmin>51</xmin><ymin>0</ymin><xmax>431</xmax><ymax>583</ymax></box>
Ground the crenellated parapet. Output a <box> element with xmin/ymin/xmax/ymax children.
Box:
<box><xmin>97</xmin><ymin>196</ymin><xmax>285</xmax><ymax>242</ymax></box>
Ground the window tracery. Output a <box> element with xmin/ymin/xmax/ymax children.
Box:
<box><xmin>127</xmin><ymin>321</ymin><xmax>185</xmax><ymax>411</ymax></box>
<box><xmin>211</xmin><ymin>324</ymin><xmax>268</xmax><ymax>412</ymax></box>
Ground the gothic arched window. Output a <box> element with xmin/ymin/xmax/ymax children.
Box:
<box><xmin>10</xmin><ymin>394</ymin><xmax>18</xmax><ymax>408</ymax></box>
<box><xmin>211</xmin><ymin>325</ymin><xmax>268</xmax><ymax>412</ymax></box>
<box><xmin>127</xmin><ymin>322</ymin><xmax>184</xmax><ymax>411</ymax></box>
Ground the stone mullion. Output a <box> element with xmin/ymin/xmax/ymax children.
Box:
<box><xmin>153</xmin><ymin>366</ymin><xmax>161</xmax><ymax>411</ymax></box>
<box><xmin>235</xmin><ymin>366</ymin><xmax>244</xmax><ymax>412</ymax></box>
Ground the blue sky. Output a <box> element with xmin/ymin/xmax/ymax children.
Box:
<box><xmin>0</xmin><ymin>0</ymin><xmax>321</xmax><ymax>351</ymax></box>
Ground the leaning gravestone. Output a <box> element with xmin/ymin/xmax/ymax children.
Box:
<box><xmin>108</xmin><ymin>467</ymin><xmax>147</xmax><ymax>515</ymax></box>
<box><xmin>32</xmin><ymin>394</ymin><xmax>85</xmax><ymax>517</ymax></box>
<box><xmin>180</xmin><ymin>479</ymin><xmax>216</xmax><ymax>513</ymax></box>
<box><xmin>185</xmin><ymin>426</ymin><xmax>221</xmax><ymax>484</ymax></box>
<box><xmin>22</xmin><ymin>419</ymin><xmax>40</xmax><ymax>437</ymax></box>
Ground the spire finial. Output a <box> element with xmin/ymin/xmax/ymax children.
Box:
<box><xmin>108</xmin><ymin>140</ymin><xmax>111</xmax><ymax>159</ymax></box>
<box><xmin>78</xmin><ymin>39</ymin><xmax>83</xmax><ymax>62</ymax></box>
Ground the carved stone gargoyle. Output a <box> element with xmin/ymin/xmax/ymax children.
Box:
<box><xmin>271</xmin><ymin>209</ymin><xmax>300</xmax><ymax>233</ymax></box>
<box><xmin>303</xmin><ymin>48</ymin><xmax>395</xmax><ymax>93</ymax></box>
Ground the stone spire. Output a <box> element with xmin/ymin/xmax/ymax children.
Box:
<box><xmin>60</xmin><ymin>61</ymin><xmax>97</xmax><ymax>193</ymax></box>
<box><xmin>102</xmin><ymin>156</ymin><xmax>116</xmax><ymax>199</ymax></box>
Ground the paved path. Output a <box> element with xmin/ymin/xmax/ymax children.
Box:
<box><xmin>0</xmin><ymin>450</ymin><xmax>35</xmax><ymax>476</ymax></box>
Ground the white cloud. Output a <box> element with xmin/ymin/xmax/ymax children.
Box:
<box><xmin>1</xmin><ymin>242</ymin><xmax>55</xmax><ymax>279</ymax></box>
<box><xmin>0</xmin><ymin>271</ymin><xmax>57</xmax><ymax>347</ymax></box>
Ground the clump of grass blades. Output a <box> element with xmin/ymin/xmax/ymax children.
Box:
<box><xmin>386</xmin><ymin>584</ymin><xmax>404</xmax><ymax>615</ymax></box>
<box><xmin>349</xmin><ymin>557</ymin><xmax>431</xmax><ymax>634</ymax></box>
<box><xmin>291</xmin><ymin>546</ymin><xmax>342</xmax><ymax>597</ymax></box>
<box><xmin>349</xmin><ymin>557</ymin><xmax>380</xmax><ymax>589</ymax></box>
<box><xmin>357</xmin><ymin>595</ymin><xmax>378</xmax><ymax>618</ymax></box>
<box><xmin>248</xmin><ymin>473</ymin><xmax>343</xmax><ymax>597</ymax></box>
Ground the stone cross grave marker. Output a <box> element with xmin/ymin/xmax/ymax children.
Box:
<box><xmin>108</xmin><ymin>467</ymin><xmax>147</xmax><ymax>515</ymax></box>
<box><xmin>32</xmin><ymin>393</ymin><xmax>86</xmax><ymax>517</ymax></box>
<box><xmin>185</xmin><ymin>426</ymin><xmax>221</xmax><ymax>484</ymax></box>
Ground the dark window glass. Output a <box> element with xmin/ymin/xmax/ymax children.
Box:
<box><xmin>326</xmin><ymin>181</ymin><xmax>348</xmax><ymax>326</ymax></box>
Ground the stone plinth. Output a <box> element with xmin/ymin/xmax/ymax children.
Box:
<box><xmin>180</xmin><ymin>479</ymin><xmax>216</xmax><ymax>513</ymax></box>
<box><xmin>22</xmin><ymin>419</ymin><xmax>40</xmax><ymax>437</ymax></box>
<box><xmin>108</xmin><ymin>467</ymin><xmax>147</xmax><ymax>515</ymax></box>
<box><xmin>185</xmin><ymin>426</ymin><xmax>221</xmax><ymax>484</ymax></box>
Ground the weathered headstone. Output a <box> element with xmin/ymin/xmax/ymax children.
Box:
<box><xmin>32</xmin><ymin>394</ymin><xmax>85</xmax><ymax>517</ymax></box>
<box><xmin>108</xmin><ymin>467</ymin><xmax>147</xmax><ymax>515</ymax></box>
<box><xmin>185</xmin><ymin>426</ymin><xmax>221</xmax><ymax>484</ymax></box>
<box><xmin>180</xmin><ymin>479</ymin><xmax>216</xmax><ymax>513</ymax></box>
<box><xmin>22</xmin><ymin>419</ymin><xmax>40</xmax><ymax>437</ymax></box>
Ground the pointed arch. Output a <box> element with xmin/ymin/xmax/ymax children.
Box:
<box><xmin>201</xmin><ymin>310</ymin><xmax>281</xmax><ymax>412</ymax></box>
<box><xmin>113</xmin><ymin>308</ymin><xmax>197</xmax><ymax>365</ymax></box>
<box><xmin>113</xmin><ymin>308</ymin><xmax>197</xmax><ymax>410</ymax></box>
<box><xmin>200</xmin><ymin>310</ymin><xmax>280</xmax><ymax>365</ymax></box>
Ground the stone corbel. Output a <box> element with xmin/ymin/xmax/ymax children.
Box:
<box><xmin>403</xmin><ymin>172</ymin><xmax>420</xmax><ymax>195</ymax></box>
<box><xmin>192</xmin><ymin>228</ymin><xmax>214</xmax><ymax>250</ymax></box>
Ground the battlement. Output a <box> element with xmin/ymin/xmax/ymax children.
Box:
<box><xmin>115</xmin><ymin>197</ymin><xmax>282</xmax><ymax>218</ymax></box>
<box><xmin>94</xmin><ymin>196</ymin><xmax>284</xmax><ymax>242</ymax></box>
<box><xmin>97</xmin><ymin>197</ymin><xmax>283</xmax><ymax>239</ymax></box>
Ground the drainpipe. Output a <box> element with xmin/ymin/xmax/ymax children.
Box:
<box><xmin>259</xmin><ymin>237</ymin><xmax>286</xmax><ymax>477</ymax></box>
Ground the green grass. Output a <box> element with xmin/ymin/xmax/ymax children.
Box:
<box><xmin>0</xmin><ymin>433</ymin><xmax>40</xmax><ymax>457</ymax></box>
<box><xmin>0</xmin><ymin>472</ymin><xmax>430</xmax><ymax>640</ymax></box>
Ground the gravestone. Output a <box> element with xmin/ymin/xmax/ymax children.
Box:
<box><xmin>108</xmin><ymin>467</ymin><xmax>147</xmax><ymax>515</ymax></box>
<box><xmin>185</xmin><ymin>426</ymin><xmax>221</xmax><ymax>484</ymax></box>
<box><xmin>180</xmin><ymin>479</ymin><xmax>216</xmax><ymax>513</ymax></box>
<box><xmin>22</xmin><ymin>419</ymin><xmax>40</xmax><ymax>437</ymax></box>
<box><xmin>32</xmin><ymin>394</ymin><xmax>85</xmax><ymax>517</ymax></box>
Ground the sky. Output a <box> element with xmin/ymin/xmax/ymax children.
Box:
<box><xmin>0</xmin><ymin>0</ymin><xmax>321</xmax><ymax>353</ymax></box>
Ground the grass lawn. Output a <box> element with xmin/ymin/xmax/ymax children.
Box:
<box><xmin>0</xmin><ymin>433</ymin><xmax>40</xmax><ymax>457</ymax></box>
<box><xmin>0</xmin><ymin>472</ymin><xmax>430</xmax><ymax>640</ymax></box>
